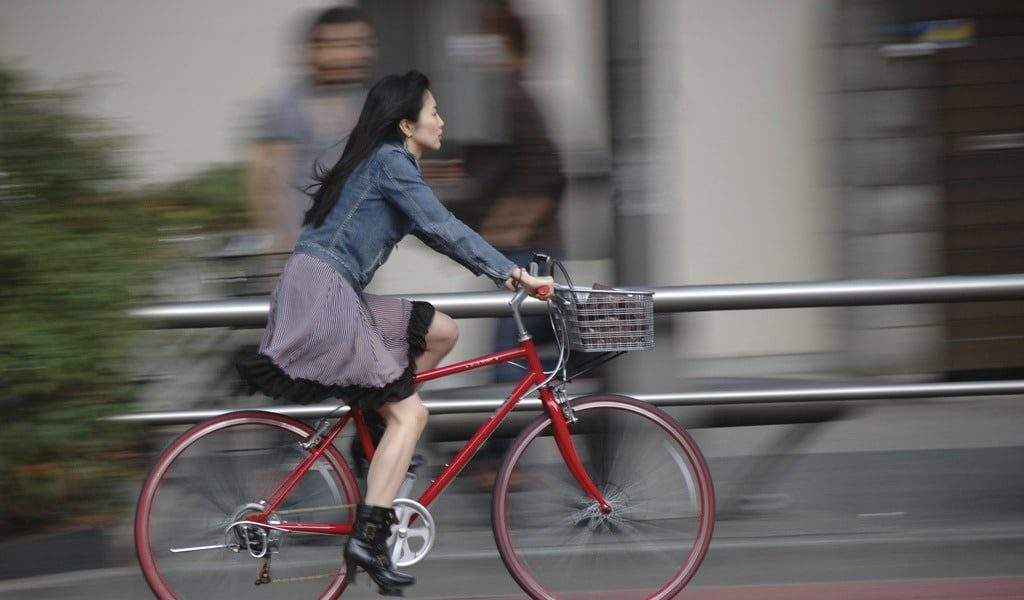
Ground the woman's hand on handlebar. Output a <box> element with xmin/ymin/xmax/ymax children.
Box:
<box><xmin>504</xmin><ymin>267</ymin><xmax>555</xmax><ymax>300</ymax></box>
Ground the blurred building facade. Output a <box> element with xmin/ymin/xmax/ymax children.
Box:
<box><xmin>836</xmin><ymin>0</ymin><xmax>1024</xmax><ymax>379</ymax></box>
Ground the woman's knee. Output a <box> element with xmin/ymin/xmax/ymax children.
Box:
<box><xmin>428</xmin><ymin>311</ymin><xmax>459</xmax><ymax>353</ymax></box>
<box><xmin>379</xmin><ymin>395</ymin><xmax>429</xmax><ymax>433</ymax></box>
<box><xmin>410</xmin><ymin>400</ymin><xmax>429</xmax><ymax>432</ymax></box>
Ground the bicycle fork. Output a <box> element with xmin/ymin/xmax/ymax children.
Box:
<box><xmin>540</xmin><ymin>386</ymin><xmax>611</xmax><ymax>513</ymax></box>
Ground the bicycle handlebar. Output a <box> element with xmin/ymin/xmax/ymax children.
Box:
<box><xmin>526</xmin><ymin>260</ymin><xmax>553</xmax><ymax>299</ymax></box>
<box><xmin>508</xmin><ymin>253</ymin><xmax>554</xmax><ymax>339</ymax></box>
<box><xmin>531</xmin><ymin>253</ymin><xmax>554</xmax><ymax>299</ymax></box>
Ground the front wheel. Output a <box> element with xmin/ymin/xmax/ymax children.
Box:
<box><xmin>135</xmin><ymin>411</ymin><xmax>359</xmax><ymax>599</ymax></box>
<box><xmin>492</xmin><ymin>394</ymin><xmax>715</xmax><ymax>600</ymax></box>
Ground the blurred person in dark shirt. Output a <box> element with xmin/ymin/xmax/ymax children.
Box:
<box><xmin>477</xmin><ymin>1</ymin><xmax>566</xmax><ymax>384</ymax></box>
<box><xmin>446</xmin><ymin>2</ymin><xmax>565</xmax><ymax>490</ymax></box>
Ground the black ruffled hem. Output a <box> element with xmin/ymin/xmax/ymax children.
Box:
<box><xmin>235</xmin><ymin>301</ymin><xmax>436</xmax><ymax>408</ymax></box>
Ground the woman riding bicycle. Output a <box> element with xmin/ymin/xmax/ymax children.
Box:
<box><xmin>236</xmin><ymin>70</ymin><xmax>553</xmax><ymax>596</ymax></box>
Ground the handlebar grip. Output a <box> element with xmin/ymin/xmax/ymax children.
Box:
<box><xmin>532</xmin><ymin>253</ymin><xmax>554</xmax><ymax>276</ymax></box>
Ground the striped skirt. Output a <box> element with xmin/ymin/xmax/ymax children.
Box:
<box><xmin>236</xmin><ymin>252</ymin><xmax>435</xmax><ymax>408</ymax></box>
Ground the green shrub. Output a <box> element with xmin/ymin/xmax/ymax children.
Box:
<box><xmin>0</xmin><ymin>63</ymin><xmax>247</xmax><ymax>534</ymax></box>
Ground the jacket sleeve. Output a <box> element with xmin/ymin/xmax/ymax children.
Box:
<box><xmin>378</xmin><ymin>148</ymin><xmax>517</xmax><ymax>286</ymax></box>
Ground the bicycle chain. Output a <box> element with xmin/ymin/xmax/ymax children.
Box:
<box><xmin>265</xmin><ymin>573</ymin><xmax>333</xmax><ymax>584</ymax></box>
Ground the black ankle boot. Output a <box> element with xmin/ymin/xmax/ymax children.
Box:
<box><xmin>345</xmin><ymin>504</ymin><xmax>415</xmax><ymax>596</ymax></box>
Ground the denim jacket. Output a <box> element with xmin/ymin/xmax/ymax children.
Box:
<box><xmin>294</xmin><ymin>142</ymin><xmax>517</xmax><ymax>290</ymax></box>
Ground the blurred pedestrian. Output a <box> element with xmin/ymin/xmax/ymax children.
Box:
<box><xmin>246</xmin><ymin>6</ymin><xmax>377</xmax><ymax>254</ymax></box>
<box><xmin>467</xmin><ymin>2</ymin><xmax>566</xmax><ymax>487</ymax></box>
<box><xmin>478</xmin><ymin>2</ymin><xmax>565</xmax><ymax>382</ymax></box>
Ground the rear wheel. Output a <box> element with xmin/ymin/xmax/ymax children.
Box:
<box><xmin>492</xmin><ymin>394</ymin><xmax>714</xmax><ymax>600</ymax></box>
<box><xmin>135</xmin><ymin>411</ymin><xmax>359</xmax><ymax>599</ymax></box>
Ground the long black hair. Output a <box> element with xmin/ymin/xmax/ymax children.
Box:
<box><xmin>303</xmin><ymin>70</ymin><xmax>431</xmax><ymax>228</ymax></box>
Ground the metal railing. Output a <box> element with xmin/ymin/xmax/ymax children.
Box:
<box><xmin>116</xmin><ymin>273</ymin><xmax>1024</xmax><ymax>424</ymax></box>
<box><xmin>109</xmin><ymin>380</ymin><xmax>1024</xmax><ymax>424</ymax></box>
<box><xmin>129</xmin><ymin>274</ymin><xmax>1024</xmax><ymax>328</ymax></box>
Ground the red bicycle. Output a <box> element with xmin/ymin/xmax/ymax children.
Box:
<box><xmin>135</xmin><ymin>255</ymin><xmax>715</xmax><ymax>599</ymax></box>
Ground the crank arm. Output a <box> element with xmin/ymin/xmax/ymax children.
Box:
<box><xmin>169</xmin><ymin>543</ymin><xmax>239</xmax><ymax>554</ymax></box>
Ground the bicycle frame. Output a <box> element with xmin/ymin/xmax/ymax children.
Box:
<box><xmin>249</xmin><ymin>335</ymin><xmax>610</xmax><ymax>536</ymax></box>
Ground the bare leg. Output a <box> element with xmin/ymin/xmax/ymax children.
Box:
<box><xmin>364</xmin><ymin>393</ymin><xmax>428</xmax><ymax>506</ymax></box>
<box><xmin>415</xmin><ymin>310</ymin><xmax>458</xmax><ymax>374</ymax></box>
<box><xmin>363</xmin><ymin>310</ymin><xmax>459</xmax><ymax>506</ymax></box>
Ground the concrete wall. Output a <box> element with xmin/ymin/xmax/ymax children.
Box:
<box><xmin>648</xmin><ymin>0</ymin><xmax>842</xmax><ymax>378</ymax></box>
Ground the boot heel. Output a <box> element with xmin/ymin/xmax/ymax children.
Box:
<box><xmin>344</xmin><ymin>559</ymin><xmax>357</xmax><ymax>584</ymax></box>
<box><xmin>377</xmin><ymin>585</ymin><xmax>404</xmax><ymax>597</ymax></box>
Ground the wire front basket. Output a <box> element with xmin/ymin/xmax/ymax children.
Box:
<box><xmin>552</xmin><ymin>284</ymin><xmax>655</xmax><ymax>352</ymax></box>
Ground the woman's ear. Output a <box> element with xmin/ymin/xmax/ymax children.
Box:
<box><xmin>399</xmin><ymin>118</ymin><xmax>414</xmax><ymax>137</ymax></box>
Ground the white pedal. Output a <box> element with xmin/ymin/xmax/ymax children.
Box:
<box><xmin>387</xmin><ymin>498</ymin><xmax>435</xmax><ymax>567</ymax></box>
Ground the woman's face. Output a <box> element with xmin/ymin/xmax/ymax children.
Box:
<box><xmin>407</xmin><ymin>91</ymin><xmax>445</xmax><ymax>153</ymax></box>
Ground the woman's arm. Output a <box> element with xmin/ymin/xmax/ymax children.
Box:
<box><xmin>379</xmin><ymin>147</ymin><xmax>517</xmax><ymax>286</ymax></box>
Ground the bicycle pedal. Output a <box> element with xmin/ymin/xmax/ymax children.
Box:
<box><xmin>254</xmin><ymin>561</ymin><xmax>272</xmax><ymax>585</ymax></box>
